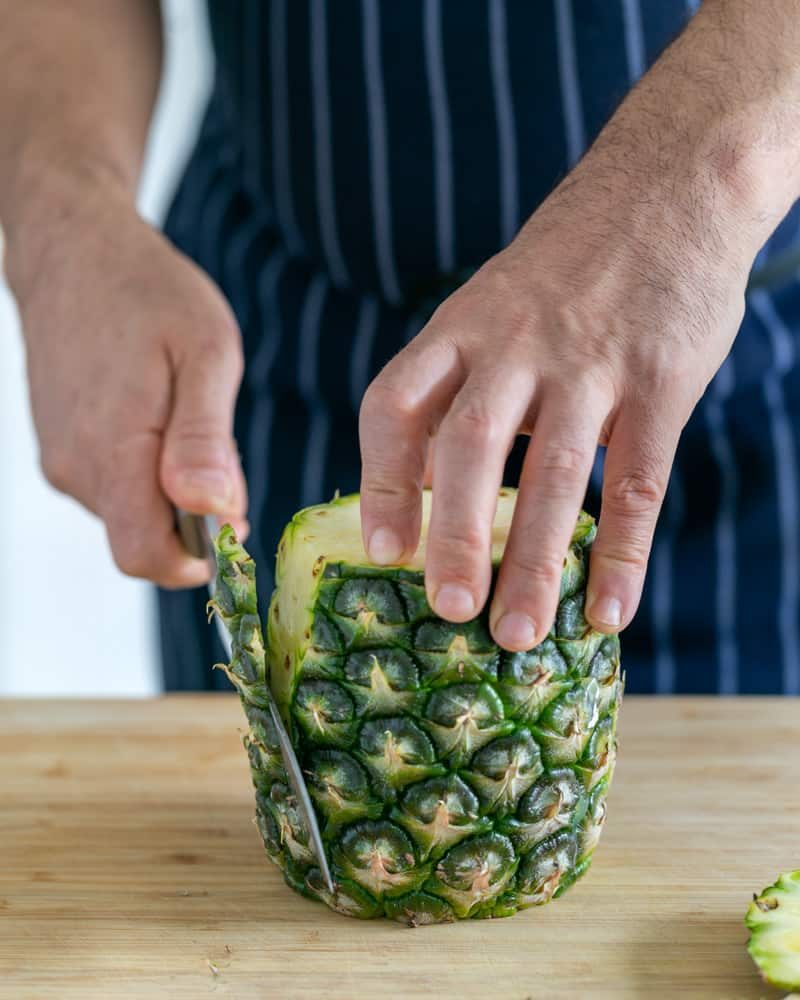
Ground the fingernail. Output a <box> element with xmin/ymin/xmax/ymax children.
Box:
<box><xmin>588</xmin><ymin>595</ymin><xmax>622</xmax><ymax>630</ymax></box>
<box><xmin>434</xmin><ymin>583</ymin><xmax>476</xmax><ymax>621</ymax></box>
<box><xmin>178</xmin><ymin>469</ymin><xmax>233</xmax><ymax>511</ymax></box>
<box><xmin>494</xmin><ymin>611</ymin><xmax>537</xmax><ymax>651</ymax></box>
<box><xmin>368</xmin><ymin>526</ymin><xmax>403</xmax><ymax>565</ymax></box>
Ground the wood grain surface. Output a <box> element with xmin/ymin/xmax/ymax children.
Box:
<box><xmin>0</xmin><ymin>695</ymin><xmax>797</xmax><ymax>999</ymax></box>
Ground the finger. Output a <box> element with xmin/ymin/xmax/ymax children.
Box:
<box><xmin>425</xmin><ymin>367</ymin><xmax>533</xmax><ymax>622</ymax></box>
<box><xmin>491</xmin><ymin>383</ymin><xmax>611</xmax><ymax>651</ymax></box>
<box><xmin>584</xmin><ymin>397</ymin><xmax>680</xmax><ymax>632</ymax></box>
<box><xmin>103</xmin><ymin>430</ymin><xmax>212</xmax><ymax>588</ymax></box>
<box><xmin>359</xmin><ymin>334</ymin><xmax>464</xmax><ymax>564</ymax></box>
<box><xmin>160</xmin><ymin>331</ymin><xmax>246</xmax><ymax>524</ymax></box>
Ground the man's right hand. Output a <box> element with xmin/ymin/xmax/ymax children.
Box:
<box><xmin>5</xmin><ymin>176</ymin><xmax>248</xmax><ymax>587</ymax></box>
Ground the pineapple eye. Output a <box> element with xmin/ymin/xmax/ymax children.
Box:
<box><xmin>517</xmin><ymin>769</ymin><xmax>582</xmax><ymax>825</ymax></box>
<box><xmin>555</xmin><ymin>593</ymin><xmax>589</xmax><ymax>640</ymax></box>
<box><xmin>423</xmin><ymin>683</ymin><xmax>511</xmax><ymax>766</ymax></box>
<box><xmin>462</xmin><ymin>731</ymin><xmax>543</xmax><ymax>812</ymax></box>
<box><xmin>306</xmin><ymin>749</ymin><xmax>371</xmax><ymax>803</ymax></box>
<box><xmin>559</xmin><ymin>543</ymin><xmax>586</xmax><ymax>601</ymax></box>
<box><xmin>413</xmin><ymin>620</ymin><xmax>500</xmax><ymax>683</ymax></box>
<box><xmin>435</xmin><ymin>833</ymin><xmax>515</xmax><ymax>891</ymax></box>
<box><xmin>516</xmin><ymin>831</ymin><xmax>578</xmax><ymax>905</ymax></box>
<box><xmin>243</xmin><ymin>704</ymin><xmax>281</xmax><ymax>750</ymax></box>
<box><xmin>309</xmin><ymin>612</ymin><xmax>344</xmax><ymax>653</ymax></box>
<box><xmin>292</xmin><ymin>680</ymin><xmax>356</xmax><ymax>747</ymax></box>
<box><xmin>344</xmin><ymin>649</ymin><xmax>419</xmax><ymax>691</ymax></box>
<box><xmin>399</xmin><ymin>775</ymin><xmax>480</xmax><ymax>826</ymax></box>
<box><xmin>358</xmin><ymin>717</ymin><xmax>435</xmax><ymax>765</ymax></box>
<box><xmin>500</xmin><ymin>640</ymin><xmax>568</xmax><ymax>687</ymax></box>
<box><xmin>501</xmin><ymin>768</ymin><xmax>585</xmax><ymax>854</ymax></box>
<box><xmin>333</xmin><ymin>579</ymin><xmax>406</xmax><ymax>623</ymax></box>
<box><xmin>424</xmin><ymin>683</ymin><xmax>504</xmax><ymax>728</ymax></box>
<box><xmin>333</xmin><ymin>821</ymin><xmax>425</xmax><ymax>899</ymax></box>
<box><xmin>357</xmin><ymin>718</ymin><xmax>444</xmax><ymax>797</ymax></box>
<box><xmin>532</xmin><ymin>679</ymin><xmax>601</xmax><ymax>766</ymax></box>
<box><xmin>427</xmin><ymin>833</ymin><xmax>517</xmax><ymax>917</ymax></box>
<box><xmin>496</xmin><ymin>641</ymin><xmax>572</xmax><ymax>723</ymax></box>
<box><xmin>415</xmin><ymin>618</ymin><xmax>494</xmax><ymax>653</ymax></box>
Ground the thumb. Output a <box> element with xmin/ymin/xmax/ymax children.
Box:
<box><xmin>160</xmin><ymin>336</ymin><xmax>246</xmax><ymax>523</ymax></box>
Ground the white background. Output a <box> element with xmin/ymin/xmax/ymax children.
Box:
<box><xmin>0</xmin><ymin>0</ymin><xmax>212</xmax><ymax>695</ymax></box>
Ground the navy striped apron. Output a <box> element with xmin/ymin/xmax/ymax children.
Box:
<box><xmin>158</xmin><ymin>0</ymin><xmax>800</xmax><ymax>696</ymax></box>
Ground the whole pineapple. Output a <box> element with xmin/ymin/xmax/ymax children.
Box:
<box><xmin>212</xmin><ymin>488</ymin><xmax>621</xmax><ymax>924</ymax></box>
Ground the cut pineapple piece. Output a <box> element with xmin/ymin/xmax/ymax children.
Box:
<box><xmin>746</xmin><ymin>870</ymin><xmax>800</xmax><ymax>991</ymax></box>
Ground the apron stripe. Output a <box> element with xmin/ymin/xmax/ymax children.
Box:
<box><xmin>298</xmin><ymin>274</ymin><xmax>331</xmax><ymax>506</ymax></box>
<box><xmin>404</xmin><ymin>313</ymin><xmax>425</xmax><ymax>345</ymax></box>
<box><xmin>651</xmin><ymin>467</ymin><xmax>685</xmax><ymax>694</ymax></box>
<box><xmin>554</xmin><ymin>0</ymin><xmax>586</xmax><ymax>166</ymax></box>
<box><xmin>706</xmin><ymin>359</ymin><xmax>739</xmax><ymax>694</ymax></box>
<box><xmin>423</xmin><ymin>0</ymin><xmax>455</xmax><ymax>273</ymax></box>
<box><xmin>310</xmin><ymin>0</ymin><xmax>350</xmax><ymax>287</ymax></box>
<box><xmin>751</xmin><ymin>290</ymin><xmax>800</xmax><ymax>695</ymax></box>
<box><xmin>270</xmin><ymin>0</ymin><xmax>304</xmax><ymax>255</ymax></box>
<box><xmin>362</xmin><ymin>0</ymin><xmax>402</xmax><ymax>304</ymax></box>
<box><xmin>247</xmin><ymin>250</ymin><xmax>289</xmax><ymax>596</ymax></box>
<box><xmin>243</xmin><ymin>0</ymin><xmax>263</xmax><ymax>196</ymax></box>
<box><xmin>350</xmin><ymin>296</ymin><xmax>381</xmax><ymax>413</ymax></box>
<box><xmin>621</xmin><ymin>0</ymin><xmax>646</xmax><ymax>83</ymax></box>
<box><xmin>488</xmin><ymin>0</ymin><xmax>519</xmax><ymax>246</ymax></box>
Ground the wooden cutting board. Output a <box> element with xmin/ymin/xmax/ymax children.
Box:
<box><xmin>0</xmin><ymin>695</ymin><xmax>797</xmax><ymax>1000</ymax></box>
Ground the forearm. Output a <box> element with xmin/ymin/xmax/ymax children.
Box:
<box><xmin>0</xmin><ymin>0</ymin><xmax>162</xmax><ymax>278</ymax></box>
<box><xmin>562</xmin><ymin>0</ymin><xmax>800</xmax><ymax>274</ymax></box>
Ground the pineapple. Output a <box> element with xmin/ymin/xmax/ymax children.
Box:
<box><xmin>746</xmin><ymin>871</ymin><xmax>800</xmax><ymax>990</ymax></box>
<box><xmin>211</xmin><ymin>488</ymin><xmax>622</xmax><ymax>924</ymax></box>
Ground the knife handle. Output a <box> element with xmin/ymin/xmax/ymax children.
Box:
<box><xmin>175</xmin><ymin>508</ymin><xmax>210</xmax><ymax>559</ymax></box>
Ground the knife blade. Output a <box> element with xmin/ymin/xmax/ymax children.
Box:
<box><xmin>175</xmin><ymin>509</ymin><xmax>335</xmax><ymax>894</ymax></box>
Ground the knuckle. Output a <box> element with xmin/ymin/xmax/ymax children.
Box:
<box><xmin>434</xmin><ymin>523</ymin><xmax>487</xmax><ymax>558</ymax></box>
<box><xmin>446</xmin><ymin>399</ymin><xmax>504</xmax><ymax>451</ymax></box>
<box><xmin>362</xmin><ymin>379</ymin><xmax>419</xmax><ymax>424</ymax></box>
<box><xmin>537</xmin><ymin>440</ymin><xmax>591</xmax><ymax>479</ymax></box>
<box><xmin>595</xmin><ymin>546</ymin><xmax>649</xmax><ymax>576</ymax></box>
<box><xmin>167</xmin><ymin>419</ymin><xmax>232</xmax><ymax>465</ymax></box>
<box><xmin>361</xmin><ymin>472</ymin><xmax>419</xmax><ymax>508</ymax></box>
<box><xmin>605</xmin><ymin>470</ymin><xmax>665</xmax><ymax>516</ymax></box>
<box><xmin>504</xmin><ymin>547</ymin><xmax>564</xmax><ymax>589</ymax></box>
<box><xmin>39</xmin><ymin>445</ymin><xmax>72</xmax><ymax>493</ymax></box>
<box><xmin>112</xmin><ymin>536</ymin><xmax>153</xmax><ymax>579</ymax></box>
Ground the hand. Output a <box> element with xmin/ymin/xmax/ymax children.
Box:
<box><xmin>7</xmin><ymin>177</ymin><xmax>247</xmax><ymax>587</ymax></box>
<box><xmin>359</xmin><ymin>130</ymin><xmax>755</xmax><ymax>650</ymax></box>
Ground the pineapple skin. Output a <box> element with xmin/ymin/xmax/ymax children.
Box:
<box><xmin>212</xmin><ymin>490</ymin><xmax>622</xmax><ymax>925</ymax></box>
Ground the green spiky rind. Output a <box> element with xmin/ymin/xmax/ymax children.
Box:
<box><xmin>746</xmin><ymin>870</ymin><xmax>800</xmax><ymax>990</ymax></box>
<box><xmin>209</xmin><ymin>524</ymin><xmax>268</xmax><ymax>706</ymax></box>
<box><xmin>215</xmin><ymin>496</ymin><xmax>620</xmax><ymax>923</ymax></box>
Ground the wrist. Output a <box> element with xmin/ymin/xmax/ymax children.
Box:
<box><xmin>584</xmin><ymin>96</ymin><xmax>794</xmax><ymax>285</ymax></box>
<box><xmin>3</xmin><ymin>149</ymin><xmax>135</xmax><ymax>304</ymax></box>
<box><xmin>592</xmin><ymin>3</ymin><xmax>800</xmax><ymax>274</ymax></box>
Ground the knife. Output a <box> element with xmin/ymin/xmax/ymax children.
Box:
<box><xmin>175</xmin><ymin>509</ymin><xmax>335</xmax><ymax>894</ymax></box>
